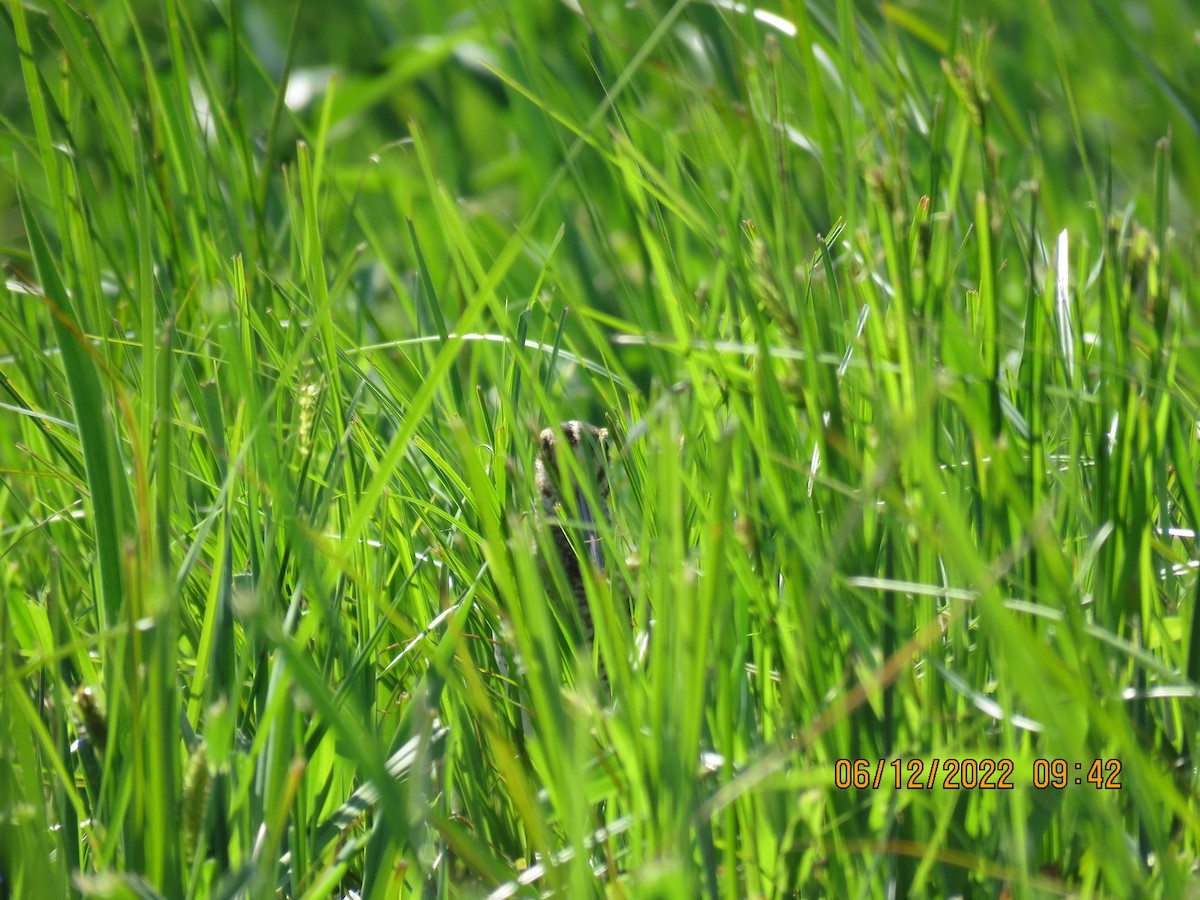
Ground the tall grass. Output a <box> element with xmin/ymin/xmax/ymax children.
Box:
<box><xmin>2</xmin><ymin>0</ymin><xmax>1199</xmax><ymax>896</ymax></box>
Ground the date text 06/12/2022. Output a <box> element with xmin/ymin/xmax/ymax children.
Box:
<box><xmin>834</xmin><ymin>758</ymin><xmax>1123</xmax><ymax>791</ymax></box>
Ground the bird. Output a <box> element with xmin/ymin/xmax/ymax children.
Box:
<box><xmin>534</xmin><ymin>420</ymin><xmax>612</xmax><ymax>648</ymax></box>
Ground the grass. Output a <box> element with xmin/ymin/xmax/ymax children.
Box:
<box><xmin>2</xmin><ymin>0</ymin><xmax>1200</xmax><ymax>896</ymax></box>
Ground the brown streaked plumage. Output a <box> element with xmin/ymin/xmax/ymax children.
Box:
<box><xmin>535</xmin><ymin>420</ymin><xmax>611</xmax><ymax>643</ymax></box>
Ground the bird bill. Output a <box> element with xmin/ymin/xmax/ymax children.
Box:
<box><xmin>575</xmin><ymin>493</ymin><xmax>605</xmax><ymax>572</ymax></box>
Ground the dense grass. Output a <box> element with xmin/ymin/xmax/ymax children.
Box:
<box><xmin>2</xmin><ymin>0</ymin><xmax>1200</xmax><ymax>896</ymax></box>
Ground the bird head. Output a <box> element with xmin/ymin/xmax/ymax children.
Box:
<box><xmin>535</xmin><ymin>421</ymin><xmax>611</xmax><ymax>570</ymax></box>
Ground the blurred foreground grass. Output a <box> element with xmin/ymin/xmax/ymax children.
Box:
<box><xmin>2</xmin><ymin>0</ymin><xmax>1200</xmax><ymax>896</ymax></box>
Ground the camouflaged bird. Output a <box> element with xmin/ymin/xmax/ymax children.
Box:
<box><xmin>534</xmin><ymin>420</ymin><xmax>611</xmax><ymax>645</ymax></box>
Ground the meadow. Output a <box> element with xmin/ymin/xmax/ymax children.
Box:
<box><xmin>2</xmin><ymin>0</ymin><xmax>1200</xmax><ymax>896</ymax></box>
